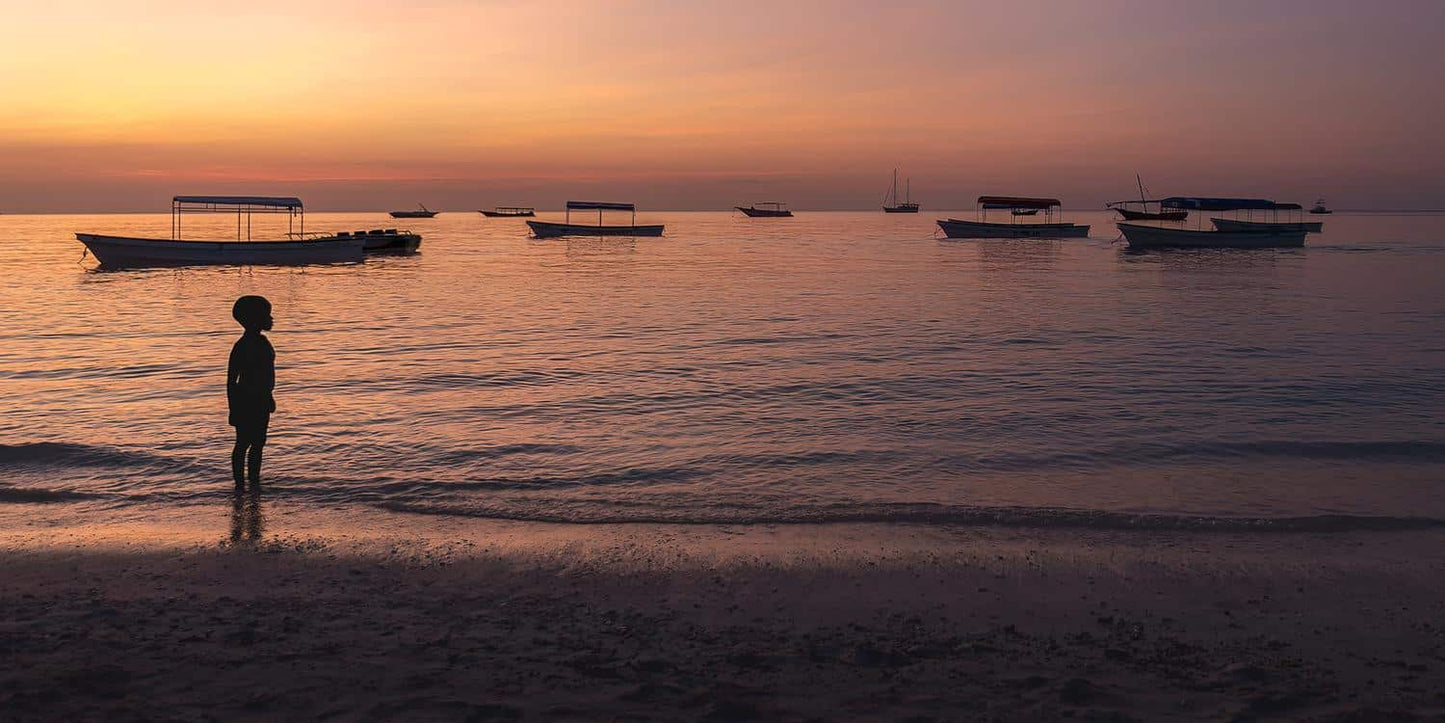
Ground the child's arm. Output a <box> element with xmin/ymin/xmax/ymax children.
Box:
<box><xmin>227</xmin><ymin>341</ymin><xmax>243</xmax><ymax>406</ymax></box>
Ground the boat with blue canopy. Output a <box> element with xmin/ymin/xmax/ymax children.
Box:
<box><xmin>526</xmin><ymin>201</ymin><xmax>665</xmax><ymax>238</ymax></box>
<box><xmin>76</xmin><ymin>196</ymin><xmax>416</xmax><ymax>267</ymax></box>
<box><xmin>1117</xmin><ymin>197</ymin><xmax>1310</xmax><ymax>249</ymax></box>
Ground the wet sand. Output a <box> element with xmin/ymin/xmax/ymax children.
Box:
<box><xmin>2</xmin><ymin>509</ymin><xmax>1444</xmax><ymax>721</ymax></box>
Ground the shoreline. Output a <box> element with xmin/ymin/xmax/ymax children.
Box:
<box><xmin>3</xmin><ymin>503</ymin><xmax>1444</xmax><ymax>720</ymax></box>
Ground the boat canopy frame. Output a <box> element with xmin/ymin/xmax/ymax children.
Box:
<box><xmin>565</xmin><ymin>200</ymin><xmax>636</xmax><ymax>226</ymax></box>
<box><xmin>1130</xmin><ymin>197</ymin><xmax>1309</xmax><ymax>231</ymax></box>
<box><xmin>171</xmin><ymin>196</ymin><xmax>304</xmax><ymax>241</ymax></box>
<box><xmin>975</xmin><ymin>196</ymin><xmax>1062</xmax><ymax>223</ymax></box>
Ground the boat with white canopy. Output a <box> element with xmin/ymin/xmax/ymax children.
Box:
<box><xmin>937</xmin><ymin>196</ymin><xmax>1090</xmax><ymax>238</ymax></box>
<box><xmin>526</xmin><ymin>201</ymin><xmax>664</xmax><ymax>238</ymax></box>
<box><xmin>76</xmin><ymin>196</ymin><xmax>403</xmax><ymax>267</ymax></box>
<box><xmin>1117</xmin><ymin>197</ymin><xmax>1308</xmax><ymax>249</ymax></box>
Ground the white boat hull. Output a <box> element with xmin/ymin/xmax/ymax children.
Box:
<box><xmin>526</xmin><ymin>220</ymin><xmax>665</xmax><ymax>238</ymax></box>
<box><xmin>1210</xmin><ymin>218</ymin><xmax>1323</xmax><ymax>234</ymax></box>
<box><xmin>76</xmin><ymin>233</ymin><xmax>365</xmax><ymax>267</ymax></box>
<box><xmin>937</xmin><ymin>218</ymin><xmax>1089</xmax><ymax>239</ymax></box>
<box><xmin>1117</xmin><ymin>222</ymin><xmax>1306</xmax><ymax>249</ymax></box>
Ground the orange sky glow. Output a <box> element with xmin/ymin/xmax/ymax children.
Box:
<box><xmin>2</xmin><ymin>0</ymin><xmax>1443</xmax><ymax>211</ymax></box>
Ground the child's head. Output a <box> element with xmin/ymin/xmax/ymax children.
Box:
<box><xmin>232</xmin><ymin>295</ymin><xmax>273</xmax><ymax>332</ymax></box>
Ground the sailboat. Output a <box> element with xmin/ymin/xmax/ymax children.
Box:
<box><xmin>883</xmin><ymin>169</ymin><xmax>920</xmax><ymax>213</ymax></box>
<box><xmin>1107</xmin><ymin>175</ymin><xmax>1188</xmax><ymax>221</ymax></box>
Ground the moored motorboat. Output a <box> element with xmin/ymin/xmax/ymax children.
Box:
<box><xmin>1309</xmin><ymin>198</ymin><xmax>1333</xmax><ymax>215</ymax></box>
<box><xmin>937</xmin><ymin>196</ymin><xmax>1089</xmax><ymax>238</ymax></box>
<box><xmin>1117</xmin><ymin>222</ymin><xmax>1306</xmax><ymax>249</ymax></box>
<box><xmin>390</xmin><ymin>203</ymin><xmax>438</xmax><ymax>219</ymax></box>
<box><xmin>76</xmin><ymin>196</ymin><xmax>367</xmax><ymax>267</ymax></box>
<box><xmin>1211</xmin><ymin>218</ymin><xmax>1323</xmax><ymax>234</ymax></box>
<box><xmin>480</xmin><ymin>206</ymin><xmax>536</xmax><ymax>217</ymax></box>
<box><xmin>736</xmin><ymin>202</ymin><xmax>793</xmax><ymax>217</ymax></box>
<box><xmin>526</xmin><ymin>201</ymin><xmax>664</xmax><ymax>238</ymax></box>
<box><xmin>341</xmin><ymin>228</ymin><xmax>423</xmax><ymax>252</ymax></box>
<box><xmin>1117</xmin><ymin>197</ymin><xmax>1308</xmax><ymax>249</ymax></box>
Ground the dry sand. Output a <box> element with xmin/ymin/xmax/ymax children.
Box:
<box><xmin>2</xmin><ymin>504</ymin><xmax>1444</xmax><ymax>721</ymax></box>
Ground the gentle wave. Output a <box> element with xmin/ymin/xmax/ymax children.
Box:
<box><xmin>0</xmin><ymin>442</ymin><xmax>181</xmax><ymax>470</ymax></box>
<box><xmin>368</xmin><ymin>500</ymin><xmax>1445</xmax><ymax>533</ymax></box>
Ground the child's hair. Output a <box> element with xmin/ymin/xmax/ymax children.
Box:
<box><xmin>232</xmin><ymin>295</ymin><xmax>272</xmax><ymax>330</ymax></box>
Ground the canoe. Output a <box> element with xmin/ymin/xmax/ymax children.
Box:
<box><xmin>389</xmin><ymin>210</ymin><xmax>437</xmax><ymax>219</ymax></box>
<box><xmin>1210</xmin><ymin>218</ymin><xmax>1323</xmax><ymax>234</ymax></box>
<box><xmin>76</xmin><ymin>233</ymin><xmax>365</xmax><ymax>267</ymax></box>
<box><xmin>1117</xmin><ymin>222</ymin><xmax>1306</xmax><ymax>249</ymax></box>
<box><xmin>937</xmin><ymin>218</ymin><xmax>1090</xmax><ymax>239</ymax></box>
<box><xmin>480</xmin><ymin>208</ymin><xmax>536</xmax><ymax>217</ymax></box>
<box><xmin>526</xmin><ymin>220</ymin><xmax>665</xmax><ymax>238</ymax></box>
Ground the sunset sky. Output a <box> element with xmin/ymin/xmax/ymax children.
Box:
<box><xmin>2</xmin><ymin>0</ymin><xmax>1442</xmax><ymax>212</ymax></box>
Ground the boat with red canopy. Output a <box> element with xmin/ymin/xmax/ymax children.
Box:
<box><xmin>937</xmin><ymin>196</ymin><xmax>1090</xmax><ymax>238</ymax></box>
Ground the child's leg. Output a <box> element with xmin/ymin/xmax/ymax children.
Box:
<box><xmin>246</xmin><ymin>418</ymin><xmax>269</xmax><ymax>485</ymax></box>
<box><xmin>232</xmin><ymin>428</ymin><xmax>250</xmax><ymax>487</ymax></box>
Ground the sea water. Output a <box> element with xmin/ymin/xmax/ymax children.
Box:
<box><xmin>2</xmin><ymin>211</ymin><xmax>1443</xmax><ymax>530</ymax></box>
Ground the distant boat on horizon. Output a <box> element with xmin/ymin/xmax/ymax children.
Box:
<box><xmin>883</xmin><ymin>169</ymin><xmax>919</xmax><ymax>213</ymax></box>
<box><xmin>480</xmin><ymin>206</ymin><xmax>535</xmax><ymax>217</ymax></box>
<box><xmin>736</xmin><ymin>202</ymin><xmax>793</xmax><ymax>217</ymax></box>
<box><xmin>1309</xmin><ymin>198</ymin><xmax>1333</xmax><ymax>215</ymax></box>
<box><xmin>390</xmin><ymin>203</ymin><xmax>438</xmax><ymax>219</ymax></box>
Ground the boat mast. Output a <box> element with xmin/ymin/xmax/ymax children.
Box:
<box><xmin>906</xmin><ymin>178</ymin><xmax>911</xmax><ymax>204</ymax></box>
<box><xmin>1137</xmin><ymin>174</ymin><xmax>1146</xmax><ymax>204</ymax></box>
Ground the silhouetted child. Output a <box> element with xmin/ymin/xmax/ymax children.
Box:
<box><xmin>228</xmin><ymin>296</ymin><xmax>275</xmax><ymax>488</ymax></box>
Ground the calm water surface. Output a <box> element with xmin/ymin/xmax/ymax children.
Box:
<box><xmin>3</xmin><ymin>211</ymin><xmax>1444</xmax><ymax>530</ymax></box>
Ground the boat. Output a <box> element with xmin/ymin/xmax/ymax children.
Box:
<box><xmin>1117</xmin><ymin>197</ymin><xmax>1307</xmax><ymax>249</ymax></box>
<box><xmin>389</xmin><ymin>204</ymin><xmax>437</xmax><ymax>219</ymax></box>
<box><xmin>1309</xmin><ymin>198</ymin><xmax>1333</xmax><ymax>215</ymax></box>
<box><xmin>76</xmin><ymin>196</ymin><xmax>367</xmax><ymax>267</ymax></box>
<box><xmin>339</xmin><ymin>228</ymin><xmax>423</xmax><ymax>252</ymax></box>
<box><xmin>1011</xmin><ymin>208</ymin><xmax>1039</xmax><ymax>216</ymax></box>
<box><xmin>526</xmin><ymin>201</ymin><xmax>665</xmax><ymax>238</ymax></box>
<box><xmin>1107</xmin><ymin>175</ymin><xmax>1189</xmax><ymax>221</ymax></box>
<box><xmin>937</xmin><ymin>196</ymin><xmax>1090</xmax><ymax>238</ymax></box>
<box><xmin>882</xmin><ymin>169</ymin><xmax>919</xmax><ymax>213</ymax></box>
<box><xmin>1211</xmin><ymin>217</ymin><xmax>1323</xmax><ymax>234</ymax></box>
<box><xmin>479</xmin><ymin>207</ymin><xmax>536</xmax><ymax>217</ymax></box>
<box><xmin>736</xmin><ymin>202</ymin><xmax>793</xmax><ymax>217</ymax></box>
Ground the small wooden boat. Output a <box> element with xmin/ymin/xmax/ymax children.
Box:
<box><xmin>1107</xmin><ymin>175</ymin><xmax>1189</xmax><ymax>221</ymax></box>
<box><xmin>480</xmin><ymin>207</ymin><xmax>536</xmax><ymax>217</ymax></box>
<box><xmin>882</xmin><ymin>169</ymin><xmax>920</xmax><ymax>213</ymax></box>
<box><xmin>937</xmin><ymin>196</ymin><xmax>1089</xmax><ymax>238</ymax></box>
<box><xmin>390</xmin><ymin>204</ymin><xmax>437</xmax><ymax>219</ymax></box>
<box><xmin>1309</xmin><ymin>198</ymin><xmax>1333</xmax><ymax>215</ymax></box>
<box><xmin>1117</xmin><ymin>197</ymin><xmax>1308</xmax><ymax>249</ymax></box>
<box><xmin>76</xmin><ymin>196</ymin><xmax>367</xmax><ymax>267</ymax></box>
<box><xmin>340</xmin><ymin>228</ymin><xmax>423</xmax><ymax>252</ymax></box>
<box><xmin>526</xmin><ymin>201</ymin><xmax>664</xmax><ymax>238</ymax></box>
<box><xmin>736</xmin><ymin>202</ymin><xmax>793</xmax><ymax>217</ymax></box>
